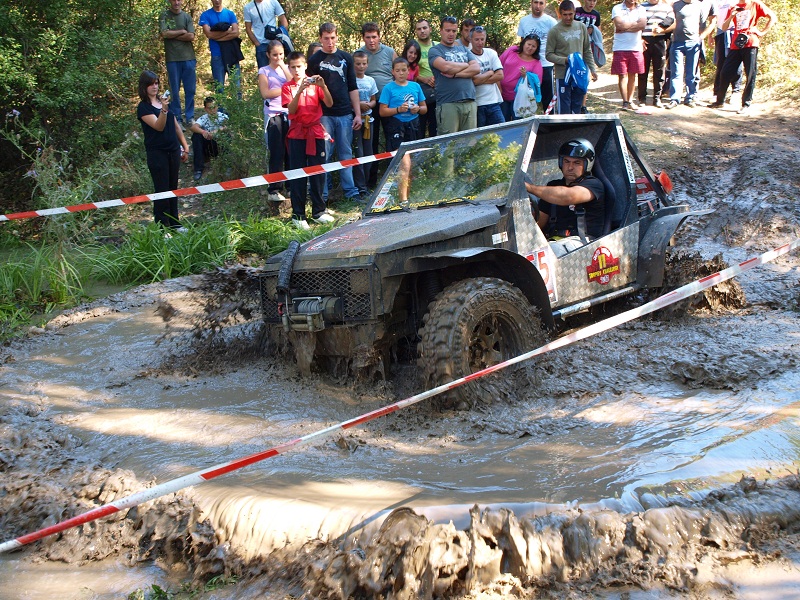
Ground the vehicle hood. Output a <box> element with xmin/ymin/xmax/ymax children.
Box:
<box><xmin>272</xmin><ymin>204</ymin><xmax>502</xmax><ymax>263</ymax></box>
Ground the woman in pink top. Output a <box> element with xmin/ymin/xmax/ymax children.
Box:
<box><xmin>258</xmin><ymin>40</ymin><xmax>292</xmax><ymax>202</ymax></box>
<box><xmin>499</xmin><ymin>34</ymin><xmax>544</xmax><ymax>121</ymax></box>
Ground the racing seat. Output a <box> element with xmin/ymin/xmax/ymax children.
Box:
<box><xmin>591</xmin><ymin>161</ymin><xmax>617</xmax><ymax>236</ymax></box>
<box><xmin>574</xmin><ymin>160</ymin><xmax>616</xmax><ymax>242</ymax></box>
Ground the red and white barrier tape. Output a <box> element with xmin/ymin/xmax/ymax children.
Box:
<box><xmin>0</xmin><ymin>151</ymin><xmax>397</xmax><ymax>223</ymax></box>
<box><xmin>0</xmin><ymin>237</ymin><xmax>797</xmax><ymax>554</ymax></box>
<box><xmin>544</xmin><ymin>95</ymin><xmax>557</xmax><ymax>116</ymax></box>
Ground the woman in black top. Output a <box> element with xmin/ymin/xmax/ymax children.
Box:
<box><xmin>136</xmin><ymin>70</ymin><xmax>189</xmax><ymax>230</ymax></box>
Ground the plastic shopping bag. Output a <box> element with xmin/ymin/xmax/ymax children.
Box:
<box><xmin>513</xmin><ymin>73</ymin><xmax>541</xmax><ymax>118</ymax></box>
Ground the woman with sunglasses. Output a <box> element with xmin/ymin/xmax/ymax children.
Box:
<box><xmin>499</xmin><ymin>34</ymin><xmax>545</xmax><ymax>121</ymax></box>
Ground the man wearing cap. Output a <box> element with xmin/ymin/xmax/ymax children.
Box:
<box><xmin>428</xmin><ymin>16</ymin><xmax>480</xmax><ymax>134</ymax></box>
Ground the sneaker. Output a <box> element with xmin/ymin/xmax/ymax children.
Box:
<box><xmin>621</xmin><ymin>101</ymin><xmax>632</xmax><ymax>111</ymax></box>
<box><xmin>312</xmin><ymin>211</ymin><xmax>335</xmax><ymax>224</ymax></box>
<box><xmin>665</xmin><ymin>100</ymin><xmax>679</xmax><ymax>110</ymax></box>
<box><xmin>708</xmin><ymin>101</ymin><xmax>725</xmax><ymax>109</ymax></box>
<box><xmin>268</xmin><ymin>192</ymin><xmax>286</xmax><ymax>202</ymax></box>
<box><xmin>654</xmin><ymin>98</ymin><xmax>664</xmax><ymax>108</ymax></box>
<box><xmin>737</xmin><ymin>104</ymin><xmax>751</xmax><ymax>115</ymax></box>
<box><xmin>292</xmin><ymin>217</ymin><xmax>311</xmax><ymax>230</ymax></box>
<box><xmin>175</xmin><ymin>226</ymin><xmax>188</xmax><ymax>234</ymax></box>
<box><xmin>580</xmin><ymin>106</ymin><xmax>588</xmax><ymax>114</ymax></box>
<box><xmin>193</xmin><ymin>170</ymin><xmax>203</xmax><ymax>181</ymax></box>
<box><xmin>684</xmin><ymin>99</ymin><xmax>696</xmax><ymax>108</ymax></box>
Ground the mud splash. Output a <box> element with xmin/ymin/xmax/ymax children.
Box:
<box><xmin>253</xmin><ymin>476</ymin><xmax>800</xmax><ymax>599</ymax></box>
<box><xmin>0</xmin><ymin>405</ymin><xmax>230</xmax><ymax>581</ymax></box>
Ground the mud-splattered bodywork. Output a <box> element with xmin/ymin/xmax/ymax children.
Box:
<box><xmin>258</xmin><ymin>115</ymin><xmax>706</xmax><ymax>375</ymax></box>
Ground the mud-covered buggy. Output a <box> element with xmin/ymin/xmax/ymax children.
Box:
<box><xmin>257</xmin><ymin>115</ymin><xmax>707</xmax><ymax>406</ymax></box>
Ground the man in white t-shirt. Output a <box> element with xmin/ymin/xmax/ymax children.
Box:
<box><xmin>243</xmin><ymin>0</ymin><xmax>288</xmax><ymax>68</ymax></box>
<box><xmin>611</xmin><ymin>0</ymin><xmax>648</xmax><ymax>110</ymax></box>
<box><xmin>518</xmin><ymin>0</ymin><xmax>558</xmax><ymax>109</ymax></box>
<box><xmin>470</xmin><ymin>26</ymin><xmax>505</xmax><ymax>126</ymax></box>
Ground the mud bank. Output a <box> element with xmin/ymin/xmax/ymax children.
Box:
<box><xmin>0</xmin><ymin>405</ymin><xmax>225</xmax><ymax>580</ymax></box>
<box><xmin>291</xmin><ymin>476</ymin><xmax>800</xmax><ymax>599</ymax></box>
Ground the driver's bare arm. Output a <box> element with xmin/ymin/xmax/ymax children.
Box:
<box><xmin>525</xmin><ymin>182</ymin><xmax>595</xmax><ymax>205</ymax></box>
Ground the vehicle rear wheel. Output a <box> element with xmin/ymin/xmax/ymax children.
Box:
<box><xmin>418</xmin><ymin>277</ymin><xmax>547</xmax><ymax>409</ymax></box>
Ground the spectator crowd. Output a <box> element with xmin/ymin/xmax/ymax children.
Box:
<box><xmin>143</xmin><ymin>0</ymin><xmax>776</xmax><ymax>229</ymax></box>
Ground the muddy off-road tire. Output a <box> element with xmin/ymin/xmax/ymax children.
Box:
<box><xmin>419</xmin><ymin>277</ymin><xmax>547</xmax><ymax>410</ymax></box>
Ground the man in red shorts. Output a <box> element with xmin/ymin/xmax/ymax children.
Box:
<box><xmin>611</xmin><ymin>0</ymin><xmax>647</xmax><ymax>110</ymax></box>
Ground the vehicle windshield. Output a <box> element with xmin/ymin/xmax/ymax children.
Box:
<box><xmin>366</xmin><ymin>122</ymin><xmax>530</xmax><ymax>214</ymax></box>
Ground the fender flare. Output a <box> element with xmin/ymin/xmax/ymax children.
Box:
<box><xmin>638</xmin><ymin>209</ymin><xmax>714</xmax><ymax>288</ymax></box>
<box><xmin>406</xmin><ymin>248</ymin><xmax>555</xmax><ymax>330</ymax></box>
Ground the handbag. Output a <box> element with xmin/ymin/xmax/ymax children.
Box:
<box><xmin>513</xmin><ymin>73</ymin><xmax>540</xmax><ymax>118</ymax></box>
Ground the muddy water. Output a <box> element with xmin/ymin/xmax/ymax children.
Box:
<box><xmin>1</xmin><ymin>281</ymin><xmax>800</xmax><ymax>597</ymax></box>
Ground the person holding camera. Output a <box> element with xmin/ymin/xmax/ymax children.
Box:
<box><xmin>282</xmin><ymin>51</ymin><xmax>335</xmax><ymax>229</ymax></box>
<box><xmin>709</xmin><ymin>0</ymin><xmax>776</xmax><ymax>114</ymax></box>
<box><xmin>244</xmin><ymin>0</ymin><xmax>288</xmax><ymax>68</ymax></box>
<box><xmin>136</xmin><ymin>70</ymin><xmax>190</xmax><ymax>232</ymax></box>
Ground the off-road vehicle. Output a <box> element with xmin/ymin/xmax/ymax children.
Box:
<box><xmin>257</xmin><ymin>115</ymin><xmax>706</xmax><ymax>406</ymax></box>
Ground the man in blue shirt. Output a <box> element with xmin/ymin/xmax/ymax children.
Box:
<box><xmin>199</xmin><ymin>0</ymin><xmax>241</xmax><ymax>94</ymax></box>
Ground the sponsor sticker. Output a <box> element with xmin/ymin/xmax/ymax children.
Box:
<box><xmin>586</xmin><ymin>246</ymin><xmax>620</xmax><ymax>285</ymax></box>
<box><xmin>492</xmin><ymin>232</ymin><xmax>509</xmax><ymax>245</ymax></box>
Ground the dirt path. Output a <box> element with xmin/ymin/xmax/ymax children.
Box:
<box><xmin>0</xmin><ymin>91</ymin><xmax>799</xmax><ymax>599</ymax></box>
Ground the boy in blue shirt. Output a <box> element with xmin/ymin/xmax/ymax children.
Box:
<box><xmin>378</xmin><ymin>58</ymin><xmax>427</xmax><ymax>151</ymax></box>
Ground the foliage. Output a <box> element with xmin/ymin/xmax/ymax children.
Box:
<box><xmin>82</xmin><ymin>222</ymin><xmax>238</xmax><ymax>285</ymax></box>
<box><xmin>1</xmin><ymin>113</ymin><xmax>152</xmax><ymax>242</ymax></box>
<box><xmin>0</xmin><ymin>212</ymin><xmax>338</xmax><ymax>340</ymax></box>
<box><xmin>0</xmin><ymin>242</ymin><xmax>90</xmax><ymax>337</ymax></box>
<box><xmin>125</xmin><ymin>574</ymin><xmax>239</xmax><ymax>599</ymax></box>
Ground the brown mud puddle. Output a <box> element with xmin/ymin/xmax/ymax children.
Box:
<box><xmin>1</xmin><ymin>99</ymin><xmax>800</xmax><ymax>598</ymax></box>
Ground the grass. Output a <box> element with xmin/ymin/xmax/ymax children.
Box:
<box><xmin>126</xmin><ymin>574</ymin><xmax>240</xmax><ymax>599</ymax></box>
<box><xmin>0</xmin><ymin>195</ymin><xmax>360</xmax><ymax>341</ymax></box>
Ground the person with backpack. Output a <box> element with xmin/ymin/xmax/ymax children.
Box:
<box><xmin>546</xmin><ymin>0</ymin><xmax>598</xmax><ymax>114</ymax></box>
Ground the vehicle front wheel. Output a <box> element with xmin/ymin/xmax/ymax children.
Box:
<box><xmin>418</xmin><ymin>277</ymin><xmax>547</xmax><ymax>410</ymax></box>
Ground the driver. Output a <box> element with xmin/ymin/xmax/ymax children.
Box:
<box><xmin>525</xmin><ymin>138</ymin><xmax>605</xmax><ymax>257</ymax></box>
